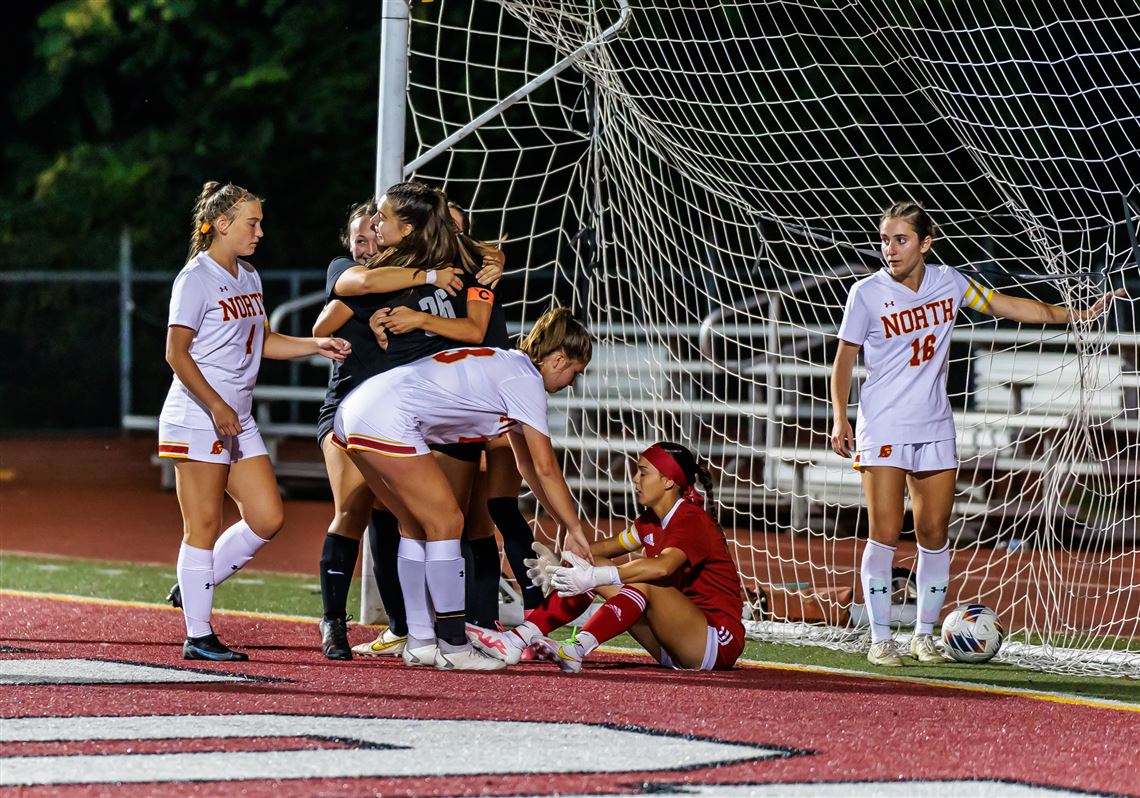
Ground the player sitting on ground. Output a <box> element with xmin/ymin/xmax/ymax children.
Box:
<box><xmin>468</xmin><ymin>442</ymin><xmax>746</xmax><ymax>673</ymax></box>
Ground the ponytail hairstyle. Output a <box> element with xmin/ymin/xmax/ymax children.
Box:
<box><xmin>188</xmin><ymin>181</ymin><xmax>263</xmax><ymax>261</ymax></box>
<box><xmin>517</xmin><ymin>307</ymin><xmax>593</xmax><ymax>367</ymax></box>
<box><xmin>339</xmin><ymin>198</ymin><xmax>379</xmax><ymax>251</ymax></box>
<box><xmin>367</xmin><ymin>181</ymin><xmax>489</xmax><ymax>276</ymax></box>
<box><xmin>651</xmin><ymin>441</ymin><xmax>716</xmax><ymax>509</ymax></box>
<box><xmin>880</xmin><ymin>200</ymin><xmax>940</xmax><ymax>242</ymax></box>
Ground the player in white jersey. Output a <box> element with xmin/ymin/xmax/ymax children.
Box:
<box><xmin>333</xmin><ymin>307</ymin><xmax>594</xmax><ymax>671</ymax></box>
<box><xmin>159</xmin><ymin>182</ymin><xmax>350</xmax><ymax>662</ymax></box>
<box><xmin>831</xmin><ymin>200</ymin><xmax>1124</xmax><ymax>667</ymax></box>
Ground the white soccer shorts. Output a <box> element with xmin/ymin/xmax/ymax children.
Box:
<box><xmin>854</xmin><ymin>439</ymin><xmax>957</xmax><ymax>473</ymax></box>
<box><xmin>157</xmin><ymin>420</ymin><xmax>268</xmax><ymax>465</ymax></box>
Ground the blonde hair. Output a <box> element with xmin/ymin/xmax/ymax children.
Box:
<box><xmin>880</xmin><ymin>200</ymin><xmax>940</xmax><ymax>241</ymax></box>
<box><xmin>518</xmin><ymin>307</ymin><xmax>593</xmax><ymax>366</ymax></box>
<box><xmin>188</xmin><ymin>181</ymin><xmax>263</xmax><ymax>260</ymax></box>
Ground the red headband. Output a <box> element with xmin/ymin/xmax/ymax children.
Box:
<box><xmin>642</xmin><ymin>444</ymin><xmax>704</xmax><ymax>508</ymax></box>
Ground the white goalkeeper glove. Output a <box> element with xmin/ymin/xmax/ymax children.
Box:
<box><xmin>547</xmin><ymin>551</ymin><xmax>620</xmax><ymax>597</ymax></box>
<box><xmin>523</xmin><ymin>541</ymin><xmax>559</xmax><ymax>597</ymax></box>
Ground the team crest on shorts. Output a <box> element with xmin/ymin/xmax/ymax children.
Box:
<box><xmin>211</xmin><ymin>440</ymin><xmax>224</xmax><ymax>455</ymax></box>
<box><xmin>879</xmin><ymin>445</ymin><xmax>892</xmax><ymax>458</ymax></box>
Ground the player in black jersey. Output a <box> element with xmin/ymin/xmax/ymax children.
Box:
<box><xmin>312</xmin><ymin>190</ymin><xmax>504</xmax><ymax>660</ymax></box>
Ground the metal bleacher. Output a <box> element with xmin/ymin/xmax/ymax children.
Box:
<box><xmin>124</xmin><ymin>289</ymin><xmax>1140</xmax><ymax>538</ymax></box>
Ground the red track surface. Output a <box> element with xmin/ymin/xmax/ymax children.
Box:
<box><xmin>1</xmin><ymin>594</ymin><xmax>1137</xmax><ymax>797</ymax></box>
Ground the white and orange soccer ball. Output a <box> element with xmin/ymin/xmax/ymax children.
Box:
<box><xmin>941</xmin><ymin>603</ymin><xmax>1004</xmax><ymax>663</ymax></box>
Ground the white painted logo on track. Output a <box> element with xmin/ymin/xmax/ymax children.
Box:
<box><xmin>0</xmin><ymin>714</ymin><xmax>783</xmax><ymax>786</ymax></box>
<box><xmin>0</xmin><ymin>659</ymin><xmax>249</xmax><ymax>685</ymax></box>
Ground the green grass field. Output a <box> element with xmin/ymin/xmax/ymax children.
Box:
<box><xmin>2</xmin><ymin>551</ymin><xmax>1137</xmax><ymax>704</ymax></box>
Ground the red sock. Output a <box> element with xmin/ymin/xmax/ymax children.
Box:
<box><xmin>578</xmin><ymin>586</ymin><xmax>646</xmax><ymax>649</ymax></box>
<box><xmin>524</xmin><ymin>592</ymin><xmax>593</xmax><ymax>634</ymax></box>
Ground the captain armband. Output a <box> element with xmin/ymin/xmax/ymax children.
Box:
<box><xmin>617</xmin><ymin>525</ymin><xmax>643</xmax><ymax>552</ymax></box>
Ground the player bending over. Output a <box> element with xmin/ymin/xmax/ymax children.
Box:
<box><xmin>469</xmin><ymin>442</ymin><xmax>746</xmax><ymax>673</ymax></box>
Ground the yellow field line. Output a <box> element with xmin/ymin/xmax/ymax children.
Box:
<box><xmin>4</xmin><ymin>589</ymin><xmax>1136</xmax><ymax>713</ymax></box>
<box><xmin>590</xmin><ymin>643</ymin><xmax>1140</xmax><ymax>713</ymax></box>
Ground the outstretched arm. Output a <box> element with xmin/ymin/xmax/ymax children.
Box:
<box><xmin>263</xmin><ymin>331</ymin><xmax>350</xmax><ymax>361</ymax></box>
<box><xmin>509</xmin><ymin>425</ymin><xmax>593</xmax><ymax>562</ymax></box>
<box><xmin>983</xmin><ymin>288</ymin><xmax>1125</xmax><ymax>325</ymax></box>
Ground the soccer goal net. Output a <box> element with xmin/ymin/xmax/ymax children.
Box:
<box><xmin>402</xmin><ymin>1</ymin><xmax>1140</xmax><ymax>677</ymax></box>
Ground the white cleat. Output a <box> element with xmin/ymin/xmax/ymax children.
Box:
<box><xmin>434</xmin><ymin>644</ymin><xmax>507</xmax><ymax>671</ymax></box>
<box><xmin>466</xmin><ymin>623</ymin><xmax>524</xmax><ymax>666</ymax></box>
<box><xmin>909</xmin><ymin>634</ymin><xmax>949</xmax><ymax>663</ymax></box>
<box><xmin>867</xmin><ymin>639</ymin><xmax>905</xmax><ymax>667</ymax></box>
<box><xmin>352</xmin><ymin>627</ymin><xmax>407</xmax><ymax>657</ymax></box>
<box><xmin>402</xmin><ymin>642</ymin><xmax>439</xmax><ymax>667</ymax></box>
<box><xmin>531</xmin><ymin>636</ymin><xmax>583</xmax><ymax>674</ymax></box>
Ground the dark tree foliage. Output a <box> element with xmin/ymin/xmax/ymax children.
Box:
<box><xmin>3</xmin><ymin>0</ymin><xmax>380</xmax><ymax>429</ymax></box>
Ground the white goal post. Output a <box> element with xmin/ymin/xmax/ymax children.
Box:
<box><xmin>364</xmin><ymin>0</ymin><xmax>1140</xmax><ymax>677</ymax></box>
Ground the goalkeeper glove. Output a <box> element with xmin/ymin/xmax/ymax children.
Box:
<box><xmin>548</xmin><ymin>551</ymin><xmax>620</xmax><ymax>597</ymax></box>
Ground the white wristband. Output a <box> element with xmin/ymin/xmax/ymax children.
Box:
<box><xmin>424</xmin><ymin>269</ymin><xmax>437</xmax><ymax>285</ymax></box>
<box><xmin>594</xmin><ymin>566</ymin><xmax>621</xmax><ymax>587</ymax></box>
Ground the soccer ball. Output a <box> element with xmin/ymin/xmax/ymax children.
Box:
<box><xmin>941</xmin><ymin>604</ymin><xmax>1004</xmax><ymax>663</ymax></box>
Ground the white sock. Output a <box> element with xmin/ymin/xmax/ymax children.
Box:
<box><xmin>177</xmin><ymin>543</ymin><xmax>215</xmax><ymax>638</ymax></box>
<box><xmin>211</xmin><ymin>520</ymin><xmax>268</xmax><ymax>586</ymax></box>
<box><xmin>575</xmin><ymin>630</ymin><xmax>599</xmax><ymax>658</ymax></box>
<box><xmin>510</xmin><ymin>620</ymin><xmax>541</xmax><ymax>649</ymax></box>
<box><xmin>915</xmin><ymin>541</ymin><xmax>950</xmax><ymax>635</ymax></box>
<box><xmin>397</xmin><ymin>538</ymin><xmax>434</xmax><ymax>642</ymax></box>
<box><xmin>424</xmin><ymin>539</ymin><xmax>465</xmax><ymax>618</ymax></box>
<box><xmin>861</xmin><ymin>540</ymin><xmax>895</xmax><ymax>644</ymax></box>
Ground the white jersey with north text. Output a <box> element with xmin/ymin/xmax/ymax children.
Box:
<box><xmin>837</xmin><ymin>264</ymin><xmax>992</xmax><ymax>449</ymax></box>
<box><xmin>159</xmin><ymin>253</ymin><xmax>267</xmax><ymax>430</ymax></box>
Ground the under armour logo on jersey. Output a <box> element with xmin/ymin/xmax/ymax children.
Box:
<box><xmin>230</xmin><ymin>564</ymin><xmax>240</xmax><ymax>572</ymax></box>
<box><xmin>929</xmin><ymin>585</ymin><xmax>947</xmax><ymax>594</ymax></box>
<box><xmin>884</xmin><ymin>300</ymin><xmax>895</xmax><ymax>308</ymax></box>
<box><xmin>868</xmin><ymin>584</ymin><xmax>889</xmax><ymax>595</ymax></box>
<box><xmin>220</xmin><ymin>286</ymin><xmax>228</xmax><ymax>292</ymax></box>
<box><xmin>204</xmin><ymin>581</ymin><xmax>214</xmax><ymax>590</ymax></box>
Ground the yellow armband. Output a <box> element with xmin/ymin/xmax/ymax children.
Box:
<box><xmin>617</xmin><ymin>525</ymin><xmax>643</xmax><ymax>552</ymax></box>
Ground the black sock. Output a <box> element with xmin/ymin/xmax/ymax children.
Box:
<box><xmin>487</xmin><ymin>497</ymin><xmax>542</xmax><ymax>610</ymax></box>
<box><xmin>468</xmin><ymin>537</ymin><xmax>501</xmax><ymax>628</ymax></box>
<box><xmin>368</xmin><ymin>509</ymin><xmax>408</xmax><ymax>637</ymax></box>
<box><xmin>319</xmin><ymin>533</ymin><xmax>360</xmax><ymax>621</ymax></box>
<box><xmin>462</xmin><ymin>539</ymin><xmax>477</xmax><ymax>624</ymax></box>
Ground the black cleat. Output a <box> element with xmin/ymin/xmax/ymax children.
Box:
<box><xmin>320</xmin><ymin>617</ymin><xmax>352</xmax><ymax>660</ymax></box>
<box><xmin>166</xmin><ymin>582</ymin><xmax>182</xmax><ymax>609</ymax></box>
<box><xmin>183</xmin><ymin>633</ymin><xmax>249</xmax><ymax>662</ymax></box>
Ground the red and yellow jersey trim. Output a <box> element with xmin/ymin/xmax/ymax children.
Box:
<box><xmin>158</xmin><ymin>441</ymin><xmax>190</xmax><ymax>459</ymax></box>
<box><xmin>336</xmin><ymin>433</ymin><xmax>419</xmax><ymax>457</ymax></box>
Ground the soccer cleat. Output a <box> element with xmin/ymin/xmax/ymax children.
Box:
<box><xmin>351</xmin><ymin>627</ymin><xmax>407</xmax><ymax>657</ymax></box>
<box><xmin>402</xmin><ymin>641</ymin><xmax>440</xmax><ymax>667</ymax></box>
<box><xmin>531</xmin><ymin>636</ymin><xmax>583</xmax><ymax>674</ymax></box>
<box><xmin>466</xmin><ymin>623</ymin><xmax>524</xmax><ymax>665</ymax></box>
<box><xmin>166</xmin><ymin>583</ymin><xmax>182</xmax><ymax>609</ymax></box>
<box><xmin>433</xmin><ymin>644</ymin><xmax>507</xmax><ymax>671</ymax></box>
<box><xmin>909</xmin><ymin>634</ymin><xmax>948</xmax><ymax>663</ymax></box>
<box><xmin>867</xmin><ymin>639</ymin><xmax>904</xmax><ymax>667</ymax></box>
<box><xmin>319</xmin><ymin>617</ymin><xmax>352</xmax><ymax>661</ymax></box>
<box><xmin>183</xmin><ymin>633</ymin><xmax>249</xmax><ymax>662</ymax></box>
<box><xmin>519</xmin><ymin>644</ymin><xmax>540</xmax><ymax>662</ymax></box>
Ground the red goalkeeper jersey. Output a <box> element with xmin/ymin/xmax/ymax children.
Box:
<box><xmin>636</xmin><ymin>502</ymin><xmax>744</xmax><ymax>636</ymax></box>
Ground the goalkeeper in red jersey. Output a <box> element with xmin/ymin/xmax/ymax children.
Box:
<box><xmin>468</xmin><ymin>442</ymin><xmax>746</xmax><ymax>672</ymax></box>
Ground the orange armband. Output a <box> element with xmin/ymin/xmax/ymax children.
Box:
<box><xmin>467</xmin><ymin>286</ymin><xmax>494</xmax><ymax>305</ymax></box>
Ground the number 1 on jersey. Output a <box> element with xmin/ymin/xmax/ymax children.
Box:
<box><xmin>909</xmin><ymin>334</ymin><xmax>935</xmax><ymax>367</ymax></box>
<box><xmin>245</xmin><ymin>324</ymin><xmax>257</xmax><ymax>356</ymax></box>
